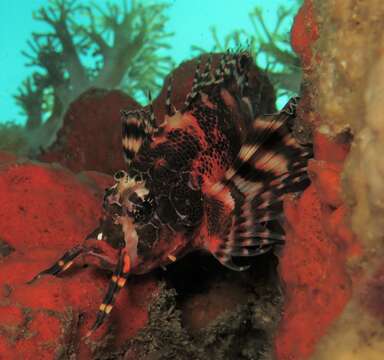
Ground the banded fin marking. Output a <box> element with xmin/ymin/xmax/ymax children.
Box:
<box><xmin>165</xmin><ymin>76</ymin><xmax>175</xmax><ymax>117</ymax></box>
<box><xmin>183</xmin><ymin>57</ymin><xmax>202</xmax><ymax>111</ymax></box>
<box><xmin>28</xmin><ymin>219</ymin><xmax>123</xmax><ymax>285</ymax></box>
<box><xmin>200</xmin><ymin>54</ymin><xmax>213</xmax><ymax>83</ymax></box>
<box><xmin>281</xmin><ymin>95</ymin><xmax>300</xmax><ymax>116</ymax></box>
<box><xmin>182</xmin><ymin>52</ymin><xmax>251</xmax><ymax>115</ymax></box>
<box><xmin>203</xmin><ymin>97</ymin><xmax>312</xmax><ymax>270</ymax></box>
<box><xmin>121</xmin><ymin>108</ymin><xmax>156</xmax><ymax>165</ymax></box>
<box><xmin>229</xmin><ymin>246</ymin><xmax>272</xmax><ymax>257</ymax></box>
<box><xmin>147</xmin><ymin>90</ymin><xmax>156</xmax><ymax>126</ymax></box>
<box><xmin>27</xmin><ymin>245</ymin><xmax>84</xmax><ymax>284</ymax></box>
<box><xmin>213</xmin><ymin>52</ymin><xmax>230</xmax><ymax>82</ymax></box>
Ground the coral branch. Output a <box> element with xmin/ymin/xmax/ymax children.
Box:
<box><xmin>34</xmin><ymin>0</ymin><xmax>88</xmax><ymax>92</ymax></box>
<box><xmin>192</xmin><ymin>1</ymin><xmax>302</xmax><ymax>103</ymax></box>
<box><xmin>8</xmin><ymin>0</ymin><xmax>173</xmax><ymax>156</ymax></box>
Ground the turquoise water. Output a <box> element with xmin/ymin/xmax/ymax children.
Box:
<box><xmin>0</xmin><ymin>0</ymin><xmax>301</xmax><ymax>127</ymax></box>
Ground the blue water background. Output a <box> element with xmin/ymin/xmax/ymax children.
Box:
<box><xmin>0</xmin><ymin>0</ymin><xmax>300</xmax><ymax>125</ymax></box>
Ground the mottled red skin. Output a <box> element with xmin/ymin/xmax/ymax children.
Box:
<box><xmin>275</xmin><ymin>131</ymin><xmax>361</xmax><ymax>360</ymax></box>
<box><xmin>39</xmin><ymin>89</ymin><xmax>140</xmax><ymax>174</ymax></box>
<box><xmin>0</xmin><ymin>160</ymin><xmax>158</xmax><ymax>358</ymax></box>
<box><xmin>290</xmin><ymin>0</ymin><xmax>319</xmax><ymax>69</ymax></box>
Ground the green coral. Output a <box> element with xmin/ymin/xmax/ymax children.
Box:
<box><xmin>2</xmin><ymin>0</ymin><xmax>173</xmax><ymax>156</ymax></box>
<box><xmin>192</xmin><ymin>1</ymin><xmax>302</xmax><ymax>106</ymax></box>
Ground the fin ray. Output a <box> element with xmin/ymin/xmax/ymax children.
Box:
<box><xmin>202</xmin><ymin>97</ymin><xmax>312</xmax><ymax>268</ymax></box>
<box><xmin>121</xmin><ymin>108</ymin><xmax>156</xmax><ymax>165</ymax></box>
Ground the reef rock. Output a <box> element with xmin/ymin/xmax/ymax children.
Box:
<box><xmin>0</xmin><ymin>158</ymin><xmax>158</xmax><ymax>359</ymax></box>
<box><xmin>39</xmin><ymin>88</ymin><xmax>140</xmax><ymax>174</ymax></box>
<box><xmin>291</xmin><ymin>0</ymin><xmax>319</xmax><ymax>69</ymax></box>
<box><xmin>276</xmin><ymin>131</ymin><xmax>357</xmax><ymax>360</ymax></box>
<box><xmin>276</xmin><ymin>1</ymin><xmax>384</xmax><ymax>359</ymax></box>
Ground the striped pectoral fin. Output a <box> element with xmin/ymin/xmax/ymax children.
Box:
<box><xmin>204</xmin><ymin>100</ymin><xmax>312</xmax><ymax>270</ymax></box>
<box><xmin>121</xmin><ymin>108</ymin><xmax>156</xmax><ymax>164</ymax></box>
<box><xmin>202</xmin><ymin>181</ymin><xmax>271</xmax><ymax>271</ymax></box>
<box><xmin>228</xmin><ymin>98</ymin><xmax>313</xmax><ymax>200</ymax></box>
<box><xmin>205</xmin><ymin>197</ymin><xmax>287</xmax><ymax>271</ymax></box>
<box><xmin>27</xmin><ymin>245</ymin><xmax>85</xmax><ymax>284</ymax></box>
<box><xmin>86</xmin><ymin>250</ymin><xmax>131</xmax><ymax>337</ymax></box>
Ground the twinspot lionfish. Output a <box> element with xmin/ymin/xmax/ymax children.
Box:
<box><xmin>30</xmin><ymin>52</ymin><xmax>312</xmax><ymax>335</ymax></box>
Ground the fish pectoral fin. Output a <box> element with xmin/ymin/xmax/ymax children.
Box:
<box><xmin>167</xmin><ymin>254</ymin><xmax>177</xmax><ymax>262</ymax></box>
<box><xmin>203</xmin><ymin>188</ymin><xmax>282</xmax><ymax>271</ymax></box>
<box><xmin>203</xmin><ymin>98</ymin><xmax>312</xmax><ymax>269</ymax></box>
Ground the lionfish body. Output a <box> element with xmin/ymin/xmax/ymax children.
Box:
<box><xmin>31</xmin><ymin>52</ymin><xmax>312</xmax><ymax>334</ymax></box>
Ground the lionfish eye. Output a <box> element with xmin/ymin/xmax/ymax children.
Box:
<box><xmin>114</xmin><ymin>170</ymin><xmax>126</xmax><ymax>181</ymax></box>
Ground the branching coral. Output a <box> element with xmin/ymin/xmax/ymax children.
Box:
<box><xmin>192</xmin><ymin>2</ymin><xmax>302</xmax><ymax>104</ymax></box>
<box><xmin>6</xmin><ymin>0</ymin><xmax>173</xmax><ymax>155</ymax></box>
